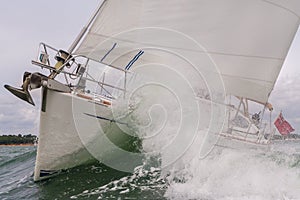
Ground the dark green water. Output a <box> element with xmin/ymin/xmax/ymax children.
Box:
<box><xmin>0</xmin><ymin>146</ymin><xmax>167</xmax><ymax>200</ymax></box>
<box><xmin>1</xmin><ymin>142</ymin><xmax>300</xmax><ymax>200</ymax></box>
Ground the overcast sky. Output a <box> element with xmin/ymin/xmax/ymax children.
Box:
<box><xmin>0</xmin><ymin>0</ymin><xmax>100</xmax><ymax>134</ymax></box>
<box><xmin>0</xmin><ymin>1</ymin><xmax>299</xmax><ymax>135</ymax></box>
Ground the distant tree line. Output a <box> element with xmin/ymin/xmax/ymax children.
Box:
<box><xmin>0</xmin><ymin>134</ymin><xmax>37</xmax><ymax>145</ymax></box>
<box><xmin>272</xmin><ymin>133</ymin><xmax>300</xmax><ymax>140</ymax></box>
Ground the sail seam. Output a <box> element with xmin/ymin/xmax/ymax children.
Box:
<box><xmin>261</xmin><ymin>0</ymin><xmax>300</xmax><ymax>19</ymax></box>
<box><xmin>207</xmin><ymin>51</ymin><xmax>283</xmax><ymax>61</ymax></box>
<box><xmin>82</xmin><ymin>33</ymin><xmax>285</xmax><ymax>61</ymax></box>
<box><xmin>221</xmin><ymin>73</ymin><xmax>274</xmax><ymax>84</ymax></box>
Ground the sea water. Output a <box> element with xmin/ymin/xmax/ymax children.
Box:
<box><xmin>0</xmin><ymin>141</ymin><xmax>300</xmax><ymax>200</ymax></box>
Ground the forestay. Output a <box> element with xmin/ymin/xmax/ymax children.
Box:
<box><xmin>75</xmin><ymin>0</ymin><xmax>300</xmax><ymax>103</ymax></box>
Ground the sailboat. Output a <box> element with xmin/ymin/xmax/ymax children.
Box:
<box><xmin>4</xmin><ymin>0</ymin><xmax>300</xmax><ymax>181</ymax></box>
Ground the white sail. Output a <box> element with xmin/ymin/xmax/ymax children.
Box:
<box><xmin>75</xmin><ymin>0</ymin><xmax>300</xmax><ymax>103</ymax></box>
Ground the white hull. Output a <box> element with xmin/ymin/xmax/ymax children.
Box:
<box><xmin>34</xmin><ymin>89</ymin><xmax>137</xmax><ymax>181</ymax></box>
<box><xmin>34</xmin><ymin>89</ymin><xmax>272</xmax><ymax>181</ymax></box>
<box><xmin>218</xmin><ymin>128</ymin><xmax>270</xmax><ymax>149</ymax></box>
<box><xmin>216</xmin><ymin>135</ymin><xmax>270</xmax><ymax>151</ymax></box>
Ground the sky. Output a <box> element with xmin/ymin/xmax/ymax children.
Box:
<box><xmin>0</xmin><ymin>0</ymin><xmax>100</xmax><ymax>134</ymax></box>
<box><xmin>0</xmin><ymin>1</ymin><xmax>299</xmax><ymax>135</ymax></box>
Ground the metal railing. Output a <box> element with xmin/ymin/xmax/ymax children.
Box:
<box><xmin>32</xmin><ymin>43</ymin><xmax>129</xmax><ymax>98</ymax></box>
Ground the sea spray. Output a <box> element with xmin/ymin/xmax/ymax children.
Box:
<box><xmin>165</xmin><ymin>147</ymin><xmax>300</xmax><ymax>200</ymax></box>
<box><xmin>109</xmin><ymin>56</ymin><xmax>226</xmax><ymax>171</ymax></box>
<box><xmin>86</xmin><ymin>66</ymin><xmax>300</xmax><ymax>200</ymax></box>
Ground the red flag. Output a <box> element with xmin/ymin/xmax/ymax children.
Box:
<box><xmin>274</xmin><ymin>112</ymin><xmax>295</xmax><ymax>135</ymax></box>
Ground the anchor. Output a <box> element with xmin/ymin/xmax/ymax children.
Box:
<box><xmin>4</xmin><ymin>50</ymin><xmax>71</xmax><ymax>106</ymax></box>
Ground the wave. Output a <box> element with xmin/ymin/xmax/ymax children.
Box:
<box><xmin>0</xmin><ymin>146</ymin><xmax>36</xmax><ymax>199</ymax></box>
<box><xmin>165</xmin><ymin>147</ymin><xmax>300</xmax><ymax>200</ymax></box>
<box><xmin>1</xmin><ymin>141</ymin><xmax>300</xmax><ymax>200</ymax></box>
<box><xmin>0</xmin><ymin>146</ymin><xmax>36</xmax><ymax>168</ymax></box>
<box><xmin>70</xmin><ymin>165</ymin><xmax>167</xmax><ymax>199</ymax></box>
<box><xmin>105</xmin><ymin>70</ymin><xmax>300</xmax><ymax>200</ymax></box>
<box><xmin>66</xmin><ymin>145</ymin><xmax>300</xmax><ymax>200</ymax></box>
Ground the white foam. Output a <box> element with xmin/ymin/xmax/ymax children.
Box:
<box><xmin>108</xmin><ymin>61</ymin><xmax>300</xmax><ymax>200</ymax></box>
<box><xmin>165</xmin><ymin>147</ymin><xmax>300</xmax><ymax>200</ymax></box>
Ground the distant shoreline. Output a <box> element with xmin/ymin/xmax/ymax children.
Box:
<box><xmin>0</xmin><ymin>134</ymin><xmax>37</xmax><ymax>146</ymax></box>
<box><xmin>272</xmin><ymin>134</ymin><xmax>300</xmax><ymax>140</ymax></box>
<box><xmin>0</xmin><ymin>143</ymin><xmax>36</xmax><ymax>147</ymax></box>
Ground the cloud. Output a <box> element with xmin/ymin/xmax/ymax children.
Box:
<box><xmin>0</xmin><ymin>0</ymin><xmax>100</xmax><ymax>135</ymax></box>
<box><xmin>0</xmin><ymin>96</ymin><xmax>40</xmax><ymax>135</ymax></box>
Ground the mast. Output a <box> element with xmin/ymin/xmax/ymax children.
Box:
<box><xmin>68</xmin><ymin>0</ymin><xmax>107</xmax><ymax>54</ymax></box>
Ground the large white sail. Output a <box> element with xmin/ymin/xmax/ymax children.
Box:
<box><xmin>75</xmin><ymin>0</ymin><xmax>300</xmax><ymax>103</ymax></box>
